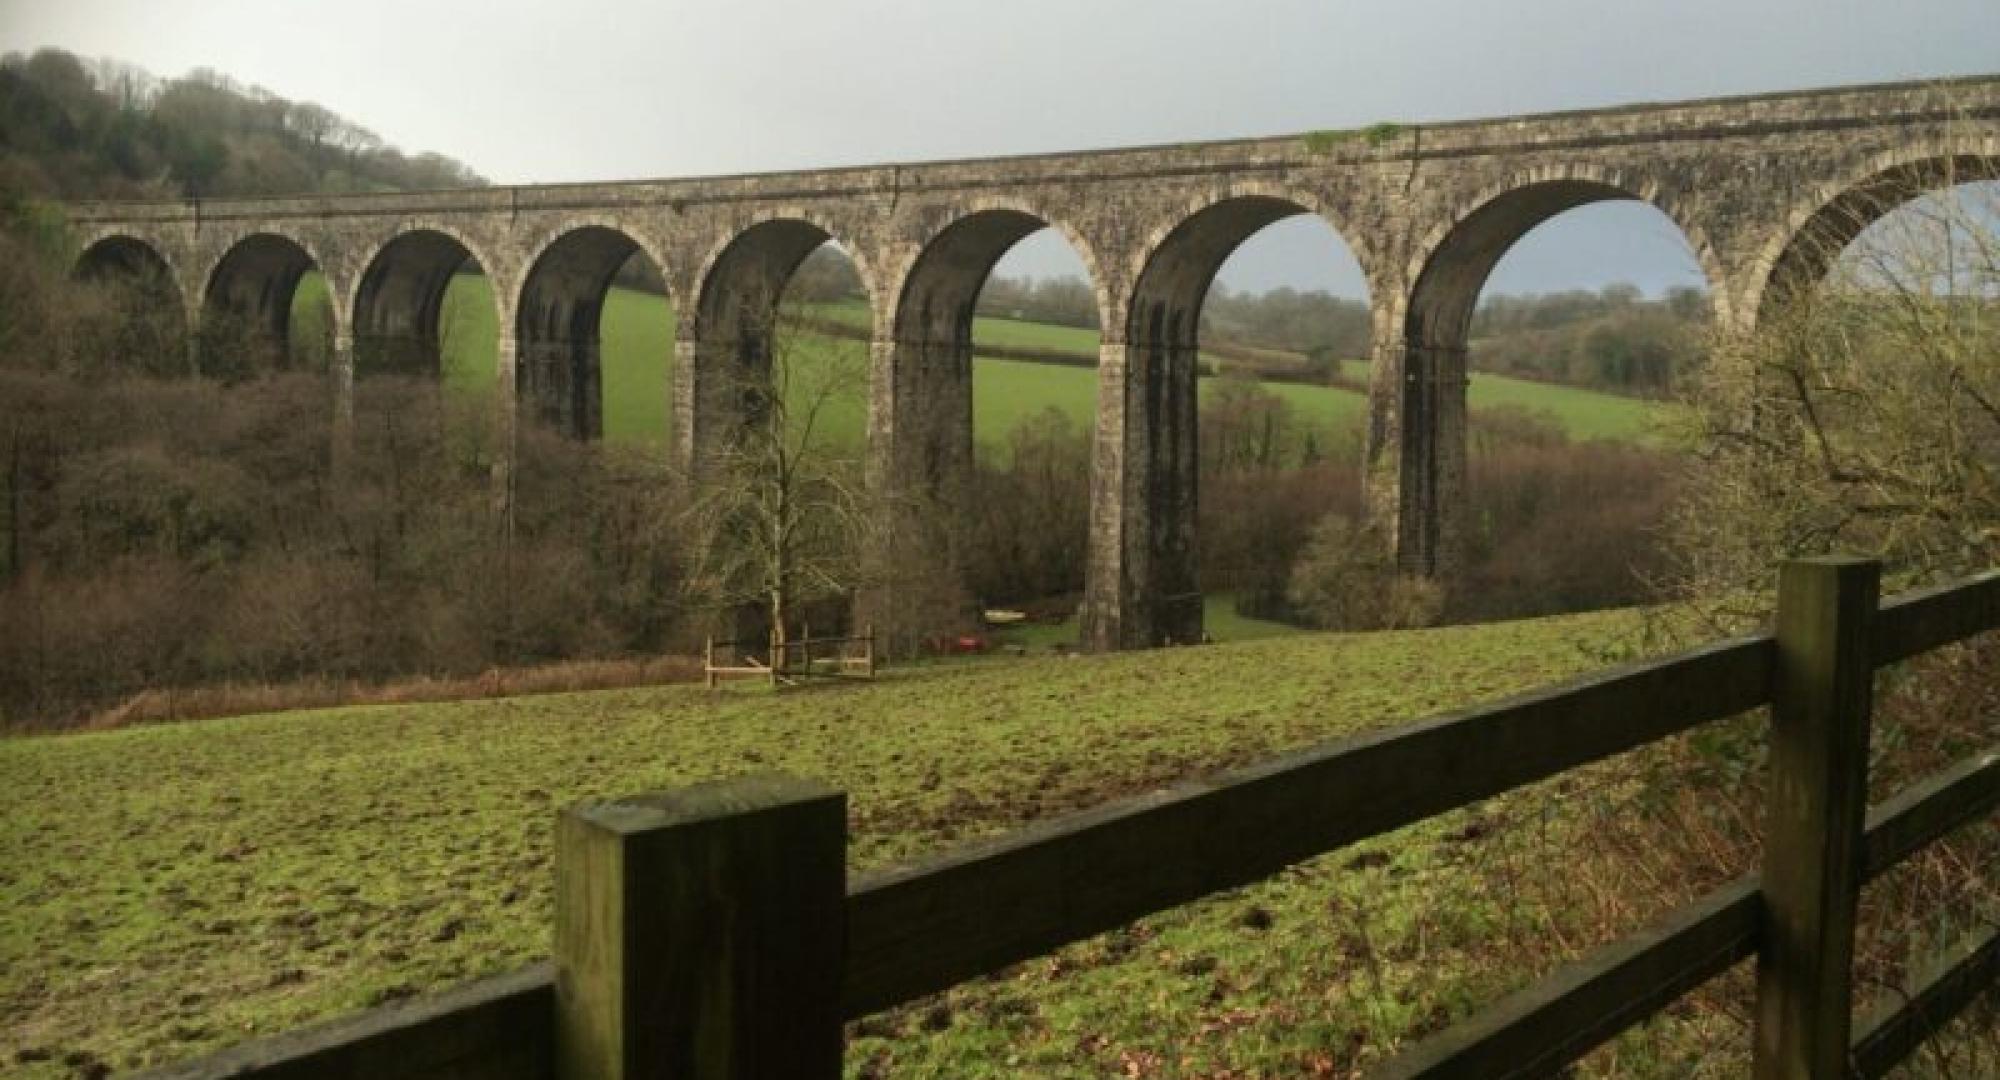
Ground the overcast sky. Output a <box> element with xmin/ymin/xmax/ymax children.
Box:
<box><xmin>6</xmin><ymin>0</ymin><xmax>1996</xmax><ymax>298</ymax></box>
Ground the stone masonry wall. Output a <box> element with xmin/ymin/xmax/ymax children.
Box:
<box><xmin>66</xmin><ymin>74</ymin><xmax>2000</xmax><ymax>650</ymax></box>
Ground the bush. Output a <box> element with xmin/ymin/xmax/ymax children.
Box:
<box><xmin>957</xmin><ymin>408</ymin><xmax>1094</xmax><ymax>606</ymax></box>
<box><xmin>1286</xmin><ymin>515</ymin><xmax>1441</xmax><ymax>631</ymax></box>
<box><xmin>1453</xmin><ymin>416</ymin><xmax>1679</xmax><ymax>622</ymax></box>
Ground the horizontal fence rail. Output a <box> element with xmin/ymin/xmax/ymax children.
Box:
<box><xmin>844</xmin><ymin>634</ymin><xmax>1775</xmax><ymax>1016</ymax></box>
<box><xmin>1850</xmin><ymin>922</ymin><xmax>2000</xmax><ymax>1079</ymax></box>
<box><xmin>704</xmin><ymin>627</ymin><xmax>877</xmax><ymax>686</ymax></box>
<box><xmin>134</xmin><ymin>563</ymin><xmax>2000</xmax><ymax>1079</ymax></box>
<box><xmin>139</xmin><ymin>964</ymin><xmax>555</xmax><ymax>1080</ymax></box>
<box><xmin>1376</xmin><ymin>740</ymin><xmax>2000</xmax><ymax>1078</ymax></box>
<box><xmin>1870</xmin><ymin>569</ymin><xmax>2000</xmax><ymax>664</ymax></box>
<box><xmin>1373</xmin><ymin>878</ymin><xmax>1764</xmax><ymax>1080</ymax></box>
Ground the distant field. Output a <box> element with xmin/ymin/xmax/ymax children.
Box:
<box><xmin>295</xmin><ymin>275</ymin><xmax>1659</xmax><ymax>448</ymax></box>
<box><xmin>1468</xmin><ymin>372</ymin><xmax>1662</xmax><ymax>442</ymax></box>
<box><xmin>2</xmin><ymin>607</ymin><xmax>1653</xmax><ymax>1077</ymax></box>
<box><xmin>814</xmin><ymin>296</ymin><xmax>1111</xmax><ymax>357</ymax></box>
<box><xmin>1331</xmin><ymin>357</ymin><xmax>1662</xmax><ymax>444</ymax></box>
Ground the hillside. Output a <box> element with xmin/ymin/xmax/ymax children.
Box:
<box><xmin>1</xmin><ymin>607</ymin><xmax>1654</xmax><ymax>1077</ymax></box>
<box><xmin>0</xmin><ymin>48</ymin><xmax>481</xmax><ymax>201</ymax></box>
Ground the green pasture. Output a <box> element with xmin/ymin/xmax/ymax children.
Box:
<box><xmin>3</xmin><ymin>608</ymin><xmax>1667</xmax><ymax>1077</ymax></box>
<box><xmin>1332</xmin><ymin>357</ymin><xmax>1664</xmax><ymax>444</ymax></box>
<box><xmin>1468</xmin><ymin>373</ymin><xmax>1661</xmax><ymax>442</ymax></box>
<box><xmin>814</xmin><ymin>295</ymin><xmax>1109</xmax><ymax>356</ymax></box>
<box><xmin>296</xmin><ymin>276</ymin><xmax>1655</xmax><ymax>451</ymax></box>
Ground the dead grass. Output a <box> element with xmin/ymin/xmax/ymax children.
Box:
<box><xmin>70</xmin><ymin>655</ymin><xmax>705</xmax><ymax>733</ymax></box>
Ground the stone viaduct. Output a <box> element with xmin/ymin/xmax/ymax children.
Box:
<box><xmin>65</xmin><ymin>74</ymin><xmax>2000</xmax><ymax>650</ymax></box>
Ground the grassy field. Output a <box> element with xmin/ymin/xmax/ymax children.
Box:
<box><xmin>2</xmin><ymin>609</ymin><xmax>1661</xmax><ymax>1077</ymax></box>
<box><xmin>299</xmin><ymin>276</ymin><xmax>1653</xmax><ymax>449</ymax></box>
<box><xmin>1331</xmin><ymin>358</ymin><xmax>1661</xmax><ymax>444</ymax></box>
<box><xmin>1468</xmin><ymin>372</ymin><xmax>1661</xmax><ymax>442</ymax></box>
<box><xmin>804</xmin><ymin>296</ymin><xmax>1648</xmax><ymax>442</ymax></box>
<box><xmin>992</xmin><ymin>592</ymin><xmax>1302</xmax><ymax>650</ymax></box>
<box><xmin>813</xmin><ymin>295</ymin><xmax>1107</xmax><ymax>356</ymax></box>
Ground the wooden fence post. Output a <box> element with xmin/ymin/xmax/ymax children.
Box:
<box><xmin>1752</xmin><ymin>557</ymin><xmax>1880</xmax><ymax>1078</ymax></box>
<box><xmin>555</xmin><ymin>774</ymin><xmax>846</xmax><ymax>1080</ymax></box>
<box><xmin>768</xmin><ymin>626</ymin><xmax>780</xmax><ymax>687</ymax></box>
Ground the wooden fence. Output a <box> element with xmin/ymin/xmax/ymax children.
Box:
<box><xmin>703</xmin><ymin>625</ymin><xmax>876</xmax><ymax>687</ymax></box>
<box><xmin>140</xmin><ymin>558</ymin><xmax>2000</xmax><ymax>1079</ymax></box>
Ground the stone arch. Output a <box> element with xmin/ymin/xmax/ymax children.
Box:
<box><xmin>879</xmin><ymin>202</ymin><xmax>1105</xmax><ymax>492</ymax></box>
<box><xmin>1082</xmin><ymin>186</ymin><xmax>1374</xmax><ymax>652</ymax></box>
<box><xmin>881</xmin><ymin>197</ymin><xmax>1109</xmax><ymax>341</ymax></box>
<box><xmin>1125</xmin><ymin>184</ymin><xmax>1377</xmax><ymax>405</ymax></box>
<box><xmin>1746</xmin><ymin>139</ymin><xmax>2000</xmax><ymax>323</ymax></box>
<box><xmin>679</xmin><ymin>212</ymin><xmax>876</xmax><ymax>468</ymax></box>
<box><xmin>1404</xmin><ymin>165</ymin><xmax>1728</xmax><ymax>350</ymax></box>
<box><xmin>73</xmin><ymin>231</ymin><xmax>192</xmax><ymax>374</ymax></box>
<box><xmin>343</xmin><ymin>222</ymin><xmax>505</xmax><ymax>328</ymax></box>
<box><xmin>200</xmin><ymin>230</ymin><xmax>328</xmax><ymax>373</ymax></box>
<box><xmin>75</xmin><ymin>231</ymin><xmax>181</xmax><ymax>293</ymax></box>
<box><xmin>75</xmin><ymin>231</ymin><xmax>187</xmax><ymax>315</ymax></box>
<box><xmin>351</xmin><ymin>226</ymin><xmax>495</xmax><ymax>380</ymax></box>
<box><xmin>1124</xmin><ymin>184</ymin><xmax>1374</xmax><ymax>354</ymax></box>
<box><xmin>1390</xmin><ymin>166</ymin><xmax>1722</xmax><ymax>576</ymax></box>
<box><xmin>686</xmin><ymin>208</ymin><xmax>880</xmax><ymax>338</ymax></box>
<box><xmin>513</xmin><ymin>222</ymin><xmax>674</xmax><ymax>441</ymax></box>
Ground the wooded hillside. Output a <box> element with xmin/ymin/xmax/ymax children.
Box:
<box><xmin>0</xmin><ymin>47</ymin><xmax>483</xmax><ymax>200</ymax></box>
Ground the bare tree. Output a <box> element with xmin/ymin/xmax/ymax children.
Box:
<box><xmin>1661</xmin><ymin>146</ymin><xmax>1999</xmax><ymax>631</ymax></box>
<box><xmin>680</xmin><ymin>282</ymin><xmax>878</xmax><ymax>667</ymax></box>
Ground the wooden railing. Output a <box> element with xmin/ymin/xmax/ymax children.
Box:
<box><xmin>140</xmin><ymin>559</ymin><xmax>2000</xmax><ymax>1079</ymax></box>
<box><xmin>703</xmin><ymin>625</ymin><xmax>877</xmax><ymax>687</ymax></box>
